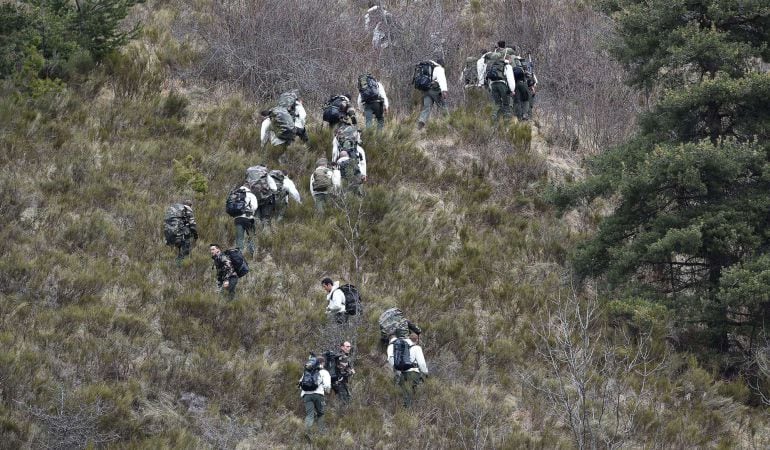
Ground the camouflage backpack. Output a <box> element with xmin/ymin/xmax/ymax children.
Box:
<box><xmin>269</xmin><ymin>169</ymin><xmax>287</xmax><ymax>203</ymax></box>
<box><xmin>246</xmin><ymin>165</ymin><xmax>274</xmax><ymax>201</ymax></box>
<box><xmin>486</xmin><ymin>59</ymin><xmax>507</xmax><ymax>83</ymax></box>
<box><xmin>336</xmin><ymin>125</ymin><xmax>360</xmax><ymax>155</ymax></box>
<box><xmin>379</xmin><ymin>307</ymin><xmax>409</xmax><ymax>340</ymax></box>
<box><xmin>163</xmin><ymin>203</ymin><xmax>188</xmax><ymax>245</ymax></box>
<box><xmin>312</xmin><ymin>166</ymin><xmax>333</xmax><ymax>193</ymax></box>
<box><xmin>269</xmin><ymin>106</ymin><xmax>296</xmax><ymax>142</ymax></box>
<box><xmin>277</xmin><ymin>91</ymin><xmax>298</xmax><ymax>111</ymax></box>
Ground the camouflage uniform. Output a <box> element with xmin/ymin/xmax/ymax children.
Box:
<box><xmin>176</xmin><ymin>206</ymin><xmax>198</xmax><ymax>264</ymax></box>
<box><xmin>212</xmin><ymin>253</ymin><xmax>238</xmax><ymax>300</ymax></box>
<box><xmin>333</xmin><ymin>353</ymin><xmax>354</xmax><ymax>403</ymax></box>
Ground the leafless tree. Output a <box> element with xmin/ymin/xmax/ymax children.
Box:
<box><xmin>22</xmin><ymin>389</ymin><xmax>121</xmax><ymax>450</ymax></box>
<box><xmin>520</xmin><ymin>281</ymin><xmax>666</xmax><ymax>450</ymax></box>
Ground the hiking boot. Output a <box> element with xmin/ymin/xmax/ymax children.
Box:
<box><xmin>416</xmin><ymin>121</ymin><xmax>425</xmax><ymax>130</ymax></box>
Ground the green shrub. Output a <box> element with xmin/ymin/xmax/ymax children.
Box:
<box><xmin>173</xmin><ymin>155</ymin><xmax>209</xmax><ymax>194</ymax></box>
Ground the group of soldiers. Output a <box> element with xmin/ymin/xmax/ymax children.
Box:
<box><xmin>464</xmin><ymin>40</ymin><xmax>538</xmax><ymax>121</ymax></box>
<box><xmin>161</xmin><ymin>44</ymin><xmax>535</xmax><ymax>437</ymax></box>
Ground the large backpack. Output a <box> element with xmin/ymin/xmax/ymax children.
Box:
<box><xmin>163</xmin><ymin>203</ymin><xmax>187</xmax><ymax>245</ymax></box>
<box><xmin>338</xmin><ymin>284</ymin><xmax>361</xmax><ymax>315</ymax></box>
<box><xmin>413</xmin><ymin>61</ymin><xmax>435</xmax><ymax>91</ymax></box>
<box><xmin>379</xmin><ymin>307</ymin><xmax>408</xmax><ymax>339</ymax></box>
<box><xmin>336</xmin><ymin>125</ymin><xmax>360</xmax><ymax>155</ymax></box>
<box><xmin>323</xmin><ymin>351</ymin><xmax>340</xmax><ymax>382</ymax></box>
<box><xmin>392</xmin><ymin>338</ymin><xmax>416</xmax><ymax>371</ymax></box>
<box><xmin>269</xmin><ymin>106</ymin><xmax>296</xmax><ymax>141</ymax></box>
<box><xmin>270</xmin><ymin>170</ymin><xmax>289</xmax><ymax>205</ymax></box>
<box><xmin>486</xmin><ymin>59</ymin><xmax>507</xmax><ymax>83</ymax></box>
<box><xmin>322</xmin><ymin>96</ymin><xmax>348</xmax><ymax>124</ymax></box>
<box><xmin>223</xmin><ymin>248</ymin><xmax>249</xmax><ymax>278</ymax></box>
<box><xmin>358</xmin><ymin>74</ymin><xmax>380</xmax><ymax>103</ymax></box>
<box><xmin>299</xmin><ymin>358</ymin><xmax>321</xmax><ymax>391</ymax></box>
<box><xmin>225</xmin><ymin>187</ymin><xmax>248</xmax><ymax>217</ymax></box>
<box><xmin>246</xmin><ymin>166</ymin><xmax>274</xmax><ymax>202</ymax></box>
<box><xmin>312</xmin><ymin>166</ymin><xmax>333</xmax><ymax>193</ymax></box>
<box><xmin>277</xmin><ymin>91</ymin><xmax>298</xmax><ymax>111</ymax></box>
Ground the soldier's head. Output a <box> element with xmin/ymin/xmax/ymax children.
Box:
<box><xmin>209</xmin><ymin>244</ymin><xmax>221</xmax><ymax>257</ymax></box>
<box><xmin>182</xmin><ymin>199</ymin><xmax>193</xmax><ymax>207</ymax></box>
<box><xmin>316</xmin><ymin>356</ymin><xmax>326</xmax><ymax>368</ymax></box>
<box><xmin>321</xmin><ymin>277</ymin><xmax>334</xmax><ymax>293</ymax></box>
<box><xmin>340</xmin><ymin>341</ymin><xmax>352</xmax><ymax>354</ymax></box>
<box><xmin>496</xmin><ymin>40</ymin><xmax>506</xmax><ymax>49</ymax></box>
<box><xmin>410</xmin><ymin>332</ymin><xmax>420</xmax><ymax>343</ymax></box>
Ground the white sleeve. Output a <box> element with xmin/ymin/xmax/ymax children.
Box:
<box><xmin>327</xmin><ymin>290</ymin><xmax>345</xmax><ymax>313</ymax></box>
<box><xmin>321</xmin><ymin>370</ymin><xmax>332</xmax><ymax>393</ymax></box>
<box><xmin>505</xmin><ymin>65</ymin><xmax>516</xmax><ymax>89</ymax></box>
<box><xmin>284</xmin><ymin>178</ymin><xmax>301</xmax><ymax>203</ymax></box>
<box><xmin>433</xmin><ymin>66</ymin><xmax>448</xmax><ymax>91</ymax></box>
<box><xmin>412</xmin><ymin>345</ymin><xmax>429</xmax><ymax>375</ymax></box>
<box><xmin>357</xmin><ymin>146</ymin><xmax>367</xmax><ymax>177</ymax></box>
<box><xmin>386</xmin><ymin>343</ymin><xmax>394</xmax><ymax>369</ymax></box>
<box><xmin>533</xmin><ymin>73</ymin><xmax>539</xmax><ymax>84</ymax></box>
<box><xmin>246</xmin><ymin>192</ymin><xmax>258</xmax><ymax>212</ymax></box>
<box><xmin>332</xmin><ymin>137</ymin><xmax>340</xmax><ymax>162</ymax></box>
<box><xmin>379</xmin><ymin>83</ymin><xmax>389</xmax><ymax>109</ymax></box>
<box><xmin>309</xmin><ymin>173</ymin><xmax>316</xmax><ymax>196</ymax></box>
<box><xmin>332</xmin><ymin>169</ymin><xmax>342</xmax><ymax>190</ymax></box>
<box><xmin>260</xmin><ymin>118</ymin><xmax>271</xmax><ymax>145</ymax></box>
<box><xmin>357</xmin><ymin>93</ymin><xmax>363</xmax><ymax>110</ymax></box>
<box><xmin>476</xmin><ymin>57</ymin><xmax>486</xmax><ymax>86</ymax></box>
<box><xmin>267</xmin><ymin>176</ymin><xmax>277</xmax><ymax>191</ymax></box>
<box><xmin>294</xmin><ymin>102</ymin><xmax>307</xmax><ymax>128</ymax></box>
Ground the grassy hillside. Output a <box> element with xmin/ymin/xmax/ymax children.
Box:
<box><xmin>1</xmin><ymin>2</ymin><xmax>769</xmax><ymax>449</ymax></box>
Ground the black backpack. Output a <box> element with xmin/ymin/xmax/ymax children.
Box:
<box><xmin>224</xmin><ymin>248</ymin><xmax>249</xmax><ymax>278</ymax></box>
<box><xmin>299</xmin><ymin>360</ymin><xmax>321</xmax><ymax>391</ymax></box>
<box><xmin>358</xmin><ymin>74</ymin><xmax>380</xmax><ymax>103</ymax></box>
<box><xmin>392</xmin><ymin>338</ymin><xmax>416</xmax><ymax>371</ymax></box>
<box><xmin>225</xmin><ymin>187</ymin><xmax>248</xmax><ymax>217</ymax></box>
<box><xmin>413</xmin><ymin>61</ymin><xmax>435</xmax><ymax>91</ymax></box>
<box><xmin>322</xmin><ymin>96</ymin><xmax>348</xmax><ymax>124</ymax></box>
<box><xmin>339</xmin><ymin>284</ymin><xmax>361</xmax><ymax>315</ymax></box>
<box><xmin>324</xmin><ymin>351</ymin><xmax>340</xmax><ymax>382</ymax></box>
<box><xmin>486</xmin><ymin>60</ymin><xmax>507</xmax><ymax>82</ymax></box>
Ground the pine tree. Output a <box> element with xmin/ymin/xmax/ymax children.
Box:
<box><xmin>557</xmin><ymin>1</ymin><xmax>770</xmax><ymax>356</ymax></box>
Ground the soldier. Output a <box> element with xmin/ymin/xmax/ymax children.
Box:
<box><xmin>333</xmin><ymin>341</ymin><xmax>356</xmax><ymax>404</ymax></box>
<box><xmin>163</xmin><ymin>200</ymin><xmax>198</xmax><ymax>266</ymax></box>
<box><xmin>209</xmin><ymin>244</ymin><xmax>238</xmax><ymax>300</ymax></box>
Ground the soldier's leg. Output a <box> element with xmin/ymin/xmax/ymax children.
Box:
<box><xmin>314</xmin><ymin>394</ymin><xmax>326</xmax><ymax>432</ymax></box>
<box><xmin>491</xmin><ymin>83</ymin><xmax>503</xmax><ymax>121</ymax></box>
<box><xmin>418</xmin><ymin>93</ymin><xmax>434</xmax><ymax>126</ymax></box>
<box><xmin>245</xmin><ymin>219</ymin><xmax>256</xmax><ymax>255</ymax></box>
<box><xmin>303</xmin><ymin>395</ymin><xmax>316</xmax><ymax>429</ymax></box>
<box><xmin>364</xmin><ymin>103</ymin><xmax>374</xmax><ymax>128</ymax></box>
<box><xmin>502</xmin><ymin>86</ymin><xmax>513</xmax><ymax>120</ymax></box>
<box><xmin>371</xmin><ymin>101</ymin><xmax>385</xmax><ymax>129</ymax></box>
<box><xmin>234</xmin><ymin>221</ymin><xmax>246</xmax><ymax>250</ymax></box>
<box><xmin>433</xmin><ymin>88</ymin><xmax>448</xmax><ymax>117</ymax></box>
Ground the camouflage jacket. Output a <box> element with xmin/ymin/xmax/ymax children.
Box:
<box><xmin>212</xmin><ymin>253</ymin><xmax>236</xmax><ymax>284</ymax></box>
<box><xmin>336</xmin><ymin>353</ymin><xmax>354</xmax><ymax>381</ymax></box>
